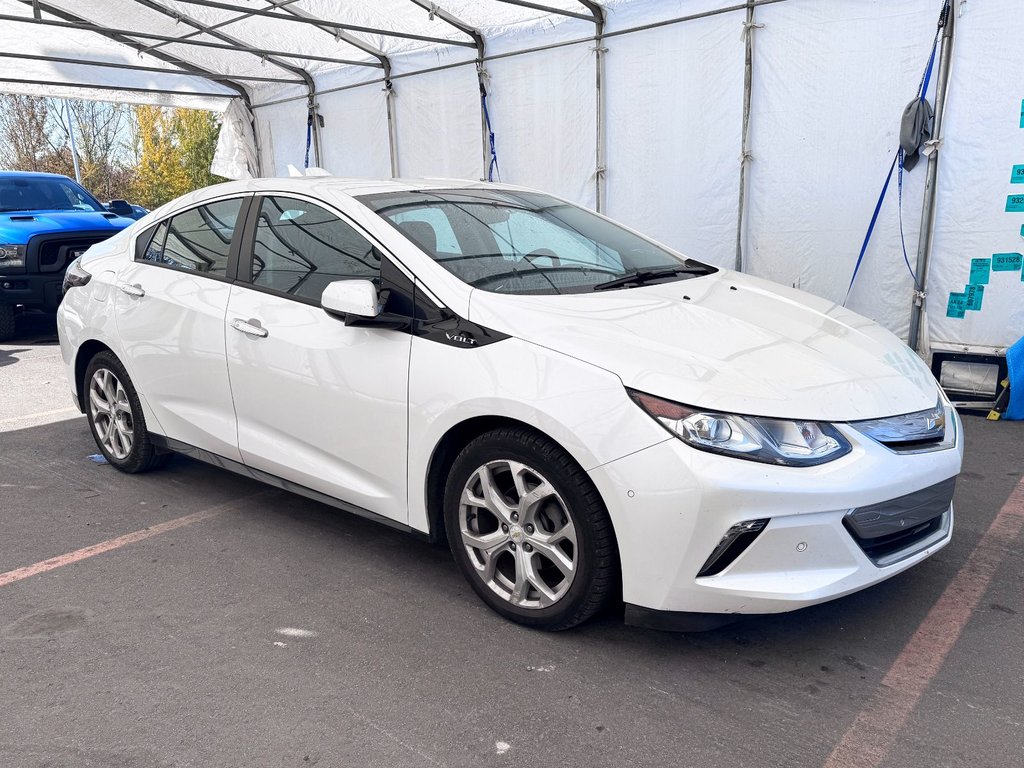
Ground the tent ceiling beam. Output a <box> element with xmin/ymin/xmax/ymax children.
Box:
<box><xmin>492</xmin><ymin>1</ymin><xmax>593</xmax><ymax>22</ymax></box>
<box><xmin>170</xmin><ymin>0</ymin><xmax>478</xmax><ymax>48</ymax></box>
<box><xmin>140</xmin><ymin>0</ymin><xmax>303</xmax><ymax>55</ymax></box>
<box><xmin>0</xmin><ymin>76</ymin><xmax>234</xmax><ymax>99</ymax></box>
<box><xmin>0</xmin><ymin>11</ymin><xmax>381</xmax><ymax>69</ymax></box>
<box><xmin>0</xmin><ymin>51</ymin><xmax>304</xmax><ymax>83</ymax></box>
<box><xmin>270</xmin><ymin>4</ymin><xmax>399</xmax><ymax>177</ymax></box>
<box><xmin>13</xmin><ymin>1</ymin><xmax>252</xmax><ymax>104</ymax></box>
<box><xmin>123</xmin><ymin>0</ymin><xmax>327</xmax><ymax>164</ymax></box>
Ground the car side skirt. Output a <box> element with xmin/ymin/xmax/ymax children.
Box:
<box><xmin>150</xmin><ymin>435</ymin><xmax>418</xmax><ymax>537</ymax></box>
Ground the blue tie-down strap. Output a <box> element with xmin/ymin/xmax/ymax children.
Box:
<box><xmin>304</xmin><ymin>112</ymin><xmax>313</xmax><ymax>169</ymax></box>
<box><xmin>1004</xmin><ymin>336</ymin><xmax>1024</xmax><ymax>420</ymax></box>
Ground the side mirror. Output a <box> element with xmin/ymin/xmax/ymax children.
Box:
<box><xmin>107</xmin><ymin>199</ymin><xmax>133</xmax><ymax>217</ymax></box>
<box><xmin>321</xmin><ymin>279</ymin><xmax>381</xmax><ymax>318</ymax></box>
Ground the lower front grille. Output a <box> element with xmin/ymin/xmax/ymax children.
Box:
<box><xmin>844</xmin><ymin>477</ymin><xmax>956</xmax><ymax>566</ymax></box>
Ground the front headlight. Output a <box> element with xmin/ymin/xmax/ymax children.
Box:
<box><xmin>628</xmin><ymin>389</ymin><xmax>852</xmax><ymax>467</ymax></box>
<box><xmin>0</xmin><ymin>244</ymin><xmax>25</xmax><ymax>270</ymax></box>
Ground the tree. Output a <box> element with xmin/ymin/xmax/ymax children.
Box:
<box><xmin>48</xmin><ymin>99</ymin><xmax>135</xmax><ymax>201</ymax></box>
<box><xmin>0</xmin><ymin>94</ymin><xmax>60</xmax><ymax>172</ymax></box>
<box><xmin>132</xmin><ymin>105</ymin><xmax>226</xmax><ymax>209</ymax></box>
<box><xmin>176</xmin><ymin>108</ymin><xmax>223</xmax><ymax>192</ymax></box>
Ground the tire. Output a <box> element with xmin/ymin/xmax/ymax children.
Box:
<box><xmin>0</xmin><ymin>304</ymin><xmax>14</xmax><ymax>342</ymax></box>
<box><xmin>444</xmin><ymin>427</ymin><xmax>617</xmax><ymax>630</ymax></box>
<box><xmin>83</xmin><ymin>351</ymin><xmax>167</xmax><ymax>473</ymax></box>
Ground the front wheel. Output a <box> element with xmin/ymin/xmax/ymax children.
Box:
<box><xmin>444</xmin><ymin>427</ymin><xmax>617</xmax><ymax>630</ymax></box>
<box><xmin>84</xmin><ymin>351</ymin><xmax>166</xmax><ymax>473</ymax></box>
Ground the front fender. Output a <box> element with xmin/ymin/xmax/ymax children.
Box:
<box><xmin>406</xmin><ymin>335</ymin><xmax>668</xmax><ymax>534</ymax></box>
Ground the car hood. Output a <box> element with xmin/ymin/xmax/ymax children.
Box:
<box><xmin>0</xmin><ymin>210</ymin><xmax>131</xmax><ymax>243</ymax></box>
<box><xmin>468</xmin><ymin>269</ymin><xmax>939</xmax><ymax>421</ymax></box>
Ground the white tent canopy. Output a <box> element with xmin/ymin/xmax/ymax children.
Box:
<box><xmin>1</xmin><ymin>0</ymin><xmax>1021</xmax><ymax>359</ymax></box>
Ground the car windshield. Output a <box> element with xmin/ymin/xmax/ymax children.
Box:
<box><xmin>0</xmin><ymin>176</ymin><xmax>105</xmax><ymax>213</ymax></box>
<box><xmin>359</xmin><ymin>189</ymin><xmax>715</xmax><ymax>295</ymax></box>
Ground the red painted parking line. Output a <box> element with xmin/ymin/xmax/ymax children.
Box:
<box><xmin>824</xmin><ymin>476</ymin><xmax>1024</xmax><ymax>768</ymax></box>
<box><xmin>0</xmin><ymin>494</ymin><xmax>269</xmax><ymax>589</ymax></box>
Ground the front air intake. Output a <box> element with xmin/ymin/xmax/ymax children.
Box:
<box><xmin>696</xmin><ymin>518</ymin><xmax>770</xmax><ymax>578</ymax></box>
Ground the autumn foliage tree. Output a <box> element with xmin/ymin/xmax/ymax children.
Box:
<box><xmin>0</xmin><ymin>94</ymin><xmax>224</xmax><ymax>210</ymax></box>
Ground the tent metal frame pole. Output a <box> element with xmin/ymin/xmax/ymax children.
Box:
<box><xmin>0</xmin><ymin>76</ymin><xmax>236</xmax><ymax>100</ymax></box>
<box><xmin>170</xmin><ymin>0</ymin><xmax>477</xmax><ymax>48</ymax></box>
<box><xmin>252</xmin><ymin>0</ymin><xmax>789</xmax><ymax>111</ymax></box>
<box><xmin>908</xmin><ymin>3</ymin><xmax>955</xmax><ymax>355</ymax></box>
<box><xmin>493</xmin><ymin>0</ymin><xmax>592</xmax><ymax>22</ymax></box>
<box><xmin>14</xmin><ymin>1</ymin><xmax>266</xmax><ymax>174</ymax></box>
<box><xmin>735</xmin><ymin>0</ymin><xmax>757</xmax><ymax>272</ymax></box>
<box><xmin>273</xmin><ymin>3</ymin><xmax>400</xmax><ymax>177</ymax></box>
<box><xmin>13</xmin><ymin>1</ymin><xmax>251</xmax><ymax>103</ymax></box>
<box><xmin>140</xmin><ymin>0</ymin><xmax>303</xmax><ymax>54</ymax></box>
<box><xmin>578</xmin><ymin>2</ymin><xmax>606</xmax><ymax>212</ymax></box>
<box><xmin>405</xmin><ymin>0</ymin><xmax>489</xmax><ymax>180</ymax></box>
<box><xmin>0</xmin><ymin>51</ymin><xmax>303</xmax><ymax>83</ymax></box>
<box><xmin>123</xmin><ymin>0</ymin><xmax>326</xmax><ymax>165</ymax></box>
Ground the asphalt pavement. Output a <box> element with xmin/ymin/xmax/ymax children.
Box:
<box><xmin>1</xmin><ymin>312</ymin><xmax>1022</xmax><ymax>768</ymax></box>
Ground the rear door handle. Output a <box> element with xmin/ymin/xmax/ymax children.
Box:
<box><xmin>118</xmin><ymin>282</ymin><xmax>145</xmax><ymax>298</ymax></box>
<box><xmin>230</xmin><ymin>318</ymin><xmax>269</xmax><ymax>338</ymax></box>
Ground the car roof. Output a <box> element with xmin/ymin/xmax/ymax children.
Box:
<box><xmin>0</xmin><ymin>170</ymin><xmax>73</xmax><ymax>180</ymax></box>
<box><xmin>164</xmin><ymin>176</ymin><xmax>542</xmax><ymax>216</ymax></box>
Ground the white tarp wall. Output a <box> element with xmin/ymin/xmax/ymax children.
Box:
<box><xmin>248</xmin><ymin>0</ymin><xmax>1022</xmax><ymax>357</ymax></box>
<box><xmin>2</xmin><ymin>0</ymin><xmax>1019</xmax><ymax>356</ymax></box>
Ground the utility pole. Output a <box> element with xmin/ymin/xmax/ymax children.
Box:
<box><xmin>65</xmin><ymin>99</ymin><xmax>82</xmax><ymax>184</ymax></box>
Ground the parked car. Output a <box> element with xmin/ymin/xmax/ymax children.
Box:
<box><xmin>0</xmin><ymin>171</ymin><xmax>134</xmax><ymax>340</ymax></box>
<box><xmin>105</xmin><ymin>199</ymin><xmax>149</xmax><ymax>221</ymax></box>
<box><xmin>57</xmin><ymin>178</ymin><xmax>963</xmax><ymax>631</ymax></box>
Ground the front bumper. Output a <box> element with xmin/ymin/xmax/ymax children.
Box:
<box><xmin>0</xmin><ymin>272</ymin><xmax>63</xmax><ymax>310</ymax></box>
<box><xmin>588</xmin><ymin>406</ymin><xmax>963</xmax><ymax>620</ymax></box>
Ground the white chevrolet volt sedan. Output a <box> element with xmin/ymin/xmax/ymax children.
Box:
<box><xmin>58</xmin><ymin>177</ymin><xmax>963</xmax><ymax>631</ymax></box>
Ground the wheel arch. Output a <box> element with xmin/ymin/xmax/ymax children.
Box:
<box><xmin>423</xmin><ymin>415</ymin><xmax>607</xmax><ymax>546</ymax></box>
<box><xmin>74</xmin><ymin>339</ymin><xmax>114</xmax><ymax>412</ymax></box>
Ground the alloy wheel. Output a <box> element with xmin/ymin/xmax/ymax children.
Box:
<box><xmin>89</xmin><ymin>367</ymin><xmax>134</xmax><ymax>460</ymax></box>
<box><xmin>458</xmin><ymin>459</ymin><xmax>578</xmax><ymax>609</ymax></box>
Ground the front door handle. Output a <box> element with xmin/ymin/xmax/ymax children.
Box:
<box><xmin>118</xmin><ymin>282</ymin><xmax>145</xmax><ymax>298</ymax></box>
<box><xmin>230</xmin><ymin>318</ymin><xmax>269</xmax><ymax>338</ymax></box>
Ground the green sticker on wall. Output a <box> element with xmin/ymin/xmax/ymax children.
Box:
<box><xmin>1014</xmin><ymin>165</ymin><xmax>1024</xmax><ymax>184</ymax></box>
<box><xmin>969</xmin><ymin>258</ymin><xmax>991</xmax><ymax>284</ymax></box>
<box><xmin>993</xmin><ymin>252</ymin><xmax>1023</xmax><ymax>271</ymax></box>
<box><xmin>1008</xmin><ymin>195</ymin><xmax>1024</xmax><ymax>212</ymax></box>
<box><xmin>1020</xmin><ymin>99</ymin><xmax>1024</xmax><ymax>128</ymax></box>
<box><xmin>946</xmin><ymin>292</ymin><xmax>967</xmax><ymax>318</ymax></box>
<box><xmin>964</xmin><ymin>284</ymin><xmax>985</xmax><ymax>310</ymax></box>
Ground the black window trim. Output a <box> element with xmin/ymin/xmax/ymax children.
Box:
<box><xmin>131</xmin><ymin>193</ymin><xmax>254</xmax><ymax>285</ymax></box>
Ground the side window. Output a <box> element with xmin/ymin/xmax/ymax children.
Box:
<box><xmin>138</xmin><ymin>221</ymin><xmax>168</xmax><ymax>263</ymax></box>
<box><xmin>249</xmin><ymin>196</ymin><xmax>382</xmax><ymax>302</ymax></box>
<box><xmin>140</xmin><ymin>198</ymin><xmax>242</xmax><ymax>276</ymax></box>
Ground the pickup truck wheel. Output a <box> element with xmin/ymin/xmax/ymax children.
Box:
<box><xmin>0</xmin><ymin>305</ymin><xmax>14</xmax><ymax>342</ymax></box>
<box><xmin>84</xmin><ymin>351</ymin><xmax>166</xmax><ymax>473</ymax></box>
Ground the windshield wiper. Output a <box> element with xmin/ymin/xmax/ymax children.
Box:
<box><xmin>592</xmin><ymin>263</ymin><xmax>713</xmax><ymax>291</ymax></box>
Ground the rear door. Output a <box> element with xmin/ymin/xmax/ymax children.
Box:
<box><xmin>224</xmin><ymin>194</ymin><xmax>411</xmax><ymax>523</ymax></box>
<box><xmin>114</xmin><ymin>195</ymin><xmax>249</xmax><ymax>461</ymax></box>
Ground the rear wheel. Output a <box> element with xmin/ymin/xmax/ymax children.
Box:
<box><xmin>0</xmin><ymin>304</ymin><xmax>14</xmax><ymax>342</ymax></box>
<box><xmin>444</xmin><ymin>427</ymin><xmax>617</xmax><ymax>630</ymax></box>
<box><xmin>84</xmin><ymin>351</ymin><xmax>166</xmax><ymax>473</ymax></box>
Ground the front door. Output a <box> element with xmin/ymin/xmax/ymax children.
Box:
<box><xmin>224</xmin><ymin>194</ymin><xmax>411</xmax><ymax>523</ymax></box>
